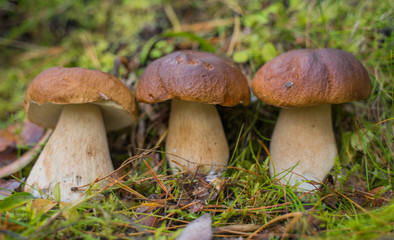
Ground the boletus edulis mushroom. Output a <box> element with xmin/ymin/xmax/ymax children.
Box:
<box><xmin>136</xmin><ymin>50</ymin><xmax>250</xmax><ymax>173</ymax></box>
<box><xmin>24</xmin><ymin>67</ymin><xmax>138</xmax><ymax>202</ymax></box>
<box><xmin>252</xmin><ymin>48</ymin><xmax>371</xmax><ymax>190</ymax></box>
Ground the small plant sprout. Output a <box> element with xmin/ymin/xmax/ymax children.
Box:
<box><xmin>24</xmin><ymin>67</ymin><xmax>138</xmax><ymax>202</ymax></box>
<box><xmin>252</xmin><ymin>49</ymin><xmax>371</xmax><ymax>191</ymax></box>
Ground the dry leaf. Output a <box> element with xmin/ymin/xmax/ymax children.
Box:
<box><xmin>0</xmin><ymin>125</ymin><xmax>19</xmax><ymax>169</ymax></box>
<box><xmin>134</xmin><ymin>202</ymin><xmax>161</xmax><ymax>228</ymax></box>
<box><xmin>21</xmin><ymin>121</ymin><xmax>44</xmax><ymax>145</ymax></box>
<box><xmin>0</xmin><ymin>130</ymin><xmax>51</xmax><ymax>178</ymax></box>
<box><xmin>363</xmin><ymin>187</ymin><xmax>393</xmax><ymax>207</ymax></box>
<box><xmin>0</xmin><ymin>151</ymin><xmax>18</xmax><ymax>168</ymax></box>
<box><xmin>59</xmin><ymin>202</ymin><xmax>79</xmax><ymax>221</ymax></box>
<box><xmin>186</xmin><ymin>200</ymin><xmax>204</xmax><ymax>213</ymax></box>
<box><xmin>0</xmin><ymin>127</ymin><xmax>17</xmax><ymax>152</ymax></box>
<box><xmin>31</xmin><ymin>199</ymin><xmax>57</xmax><ymax>215</ymax></box>
<box><xmin>0</xmin><ymin>178</ymin><xmax>22</xmax><ymax>196</ymax></box>
<box><xmin>0</xmin><ymin>121</ymin><xmax>44</xmax><ymax>173</ymax></box>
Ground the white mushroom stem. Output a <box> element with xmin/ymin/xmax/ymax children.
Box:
<box><xmin>24</xmin><ymin>104</ymin><xmax>114</xmax><ymax>202</ymax></box>
<box><xmin>269</xmin><ymin>104</ymin><xmax>337</xmax><ymax>191</ymax></box>
<box><xmin>166</xmin><ymin>99</ymin><xmax>229</xmax><ymax>174</ymax></box>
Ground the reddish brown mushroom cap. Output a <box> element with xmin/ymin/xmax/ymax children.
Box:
<box><xmin>136</xmin><ymin>50</ymin><xmax>251</xmax><ymax>106</ymax></box>
<box><xmin>252</xmin><ymin>48</ymin><xmax>372</xmax><ymax>107</ymax></box>
<box><xmin>25</xmin><ymin>67</ymin><xmax>138</xmax><ymax>131</ymax></box>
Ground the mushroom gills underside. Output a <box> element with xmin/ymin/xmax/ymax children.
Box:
<box><xmin>27</xmin><ymin>100</ymin><xmax>135</xmax><ymax>131</ymax></box>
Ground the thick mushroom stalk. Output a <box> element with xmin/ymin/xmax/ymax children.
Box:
<box><xmin>25</xmin><ymin>104</ymin><xmax>114</xmax><ymax>202</ymax></box>
<box><xmin>269</xmin><ymin>105</ymin><xmax>337</xmax><ymax>190</ymax></box>
<box><xmin>166</xmin><ymin>99</ymin><xmax>229</xmax><ymax>173</ymax></box>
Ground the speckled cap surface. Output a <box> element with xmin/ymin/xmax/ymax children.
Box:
<box><xmin>135</xmin><ymin>50</ymin><xmax>250</xmax><ymax>106</ymax></box>
<box><xmin>25</xmin><ymin>67</ymin><xmax>138</xmax><ymax>131</ymax></box>
<box><xmin>252</xmin><ymin>48</ymin><xmax>371</xmax><ymax>107</ymax></box>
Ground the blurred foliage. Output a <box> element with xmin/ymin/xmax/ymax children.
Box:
<box><xmin>0</xmin><ymin>0</ymin><xmax>164</xmax><ymax>123</ymax></box>
<box><xmin>0</xmin><ymin>0</ymin><xmax>392</xmax><ymax>122</ymax></box>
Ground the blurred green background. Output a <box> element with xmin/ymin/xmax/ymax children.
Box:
<box><xmin>1</xmin><ymin>0</ymin><xmax>391</xmax><ymax>124</ymax></box>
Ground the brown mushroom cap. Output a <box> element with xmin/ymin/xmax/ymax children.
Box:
<box><xmin>25</xmin><ymin>67</ymin><xmax>138</xmax><ymax>131</ymax></box>
<box><xmin>136</xmin><ymin>50</ymin><xmax>250</xmax><ymax>106</ymax></box>
<box><xmin>252</xmin><ymin>48</ymin><xmax>372</xmax><ymax>107</ymax></box>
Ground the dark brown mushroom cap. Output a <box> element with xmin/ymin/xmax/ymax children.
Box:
<box><xmin>25</xmin><ymin>67</ymin><xmax>138</xmax><ymax>131</ymax></box>
<box><xmin>252</xmin><ymin>48</ymin><xmax>372</xmax><ymax>107</ymax></box>
<box><xmin>136</xmin><ymin>50</ymin><xmax>251</xmax><ymax>106</ymax></box>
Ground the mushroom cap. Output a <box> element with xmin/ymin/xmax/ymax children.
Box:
<box><xmin>135</xmin><ymin>50</ymin><xmax>250</xmax><ymax>106</ymax></box>
<box><xmin>252</xmin><ymin>48</ymin><xmax>372</xmax><ymax>107</ymax></box>
<box><xmin>25</xmin><ymin>67</ymin><xmax>138</xmax><ymax>131</ymax></box>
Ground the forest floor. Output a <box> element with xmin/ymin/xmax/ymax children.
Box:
<box><xmin>0</xmin><ymin>1</ymin><xmax>393</xmax><ymax>239</ymax></box>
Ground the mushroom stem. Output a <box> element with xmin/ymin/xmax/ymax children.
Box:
<box><xmin>269</xmin><ymin>104</ymin><xmax>337</xmax><ymax>190</ymax></box>
<box><xmin>166</xmin><ymin>99</ymin><xmax>229</xmax><ymax>173</ymax></box>
<box><xmin>24</xmin><ymin>104</ymin><xmax>114</xmax><ymax>202</ymax></box>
